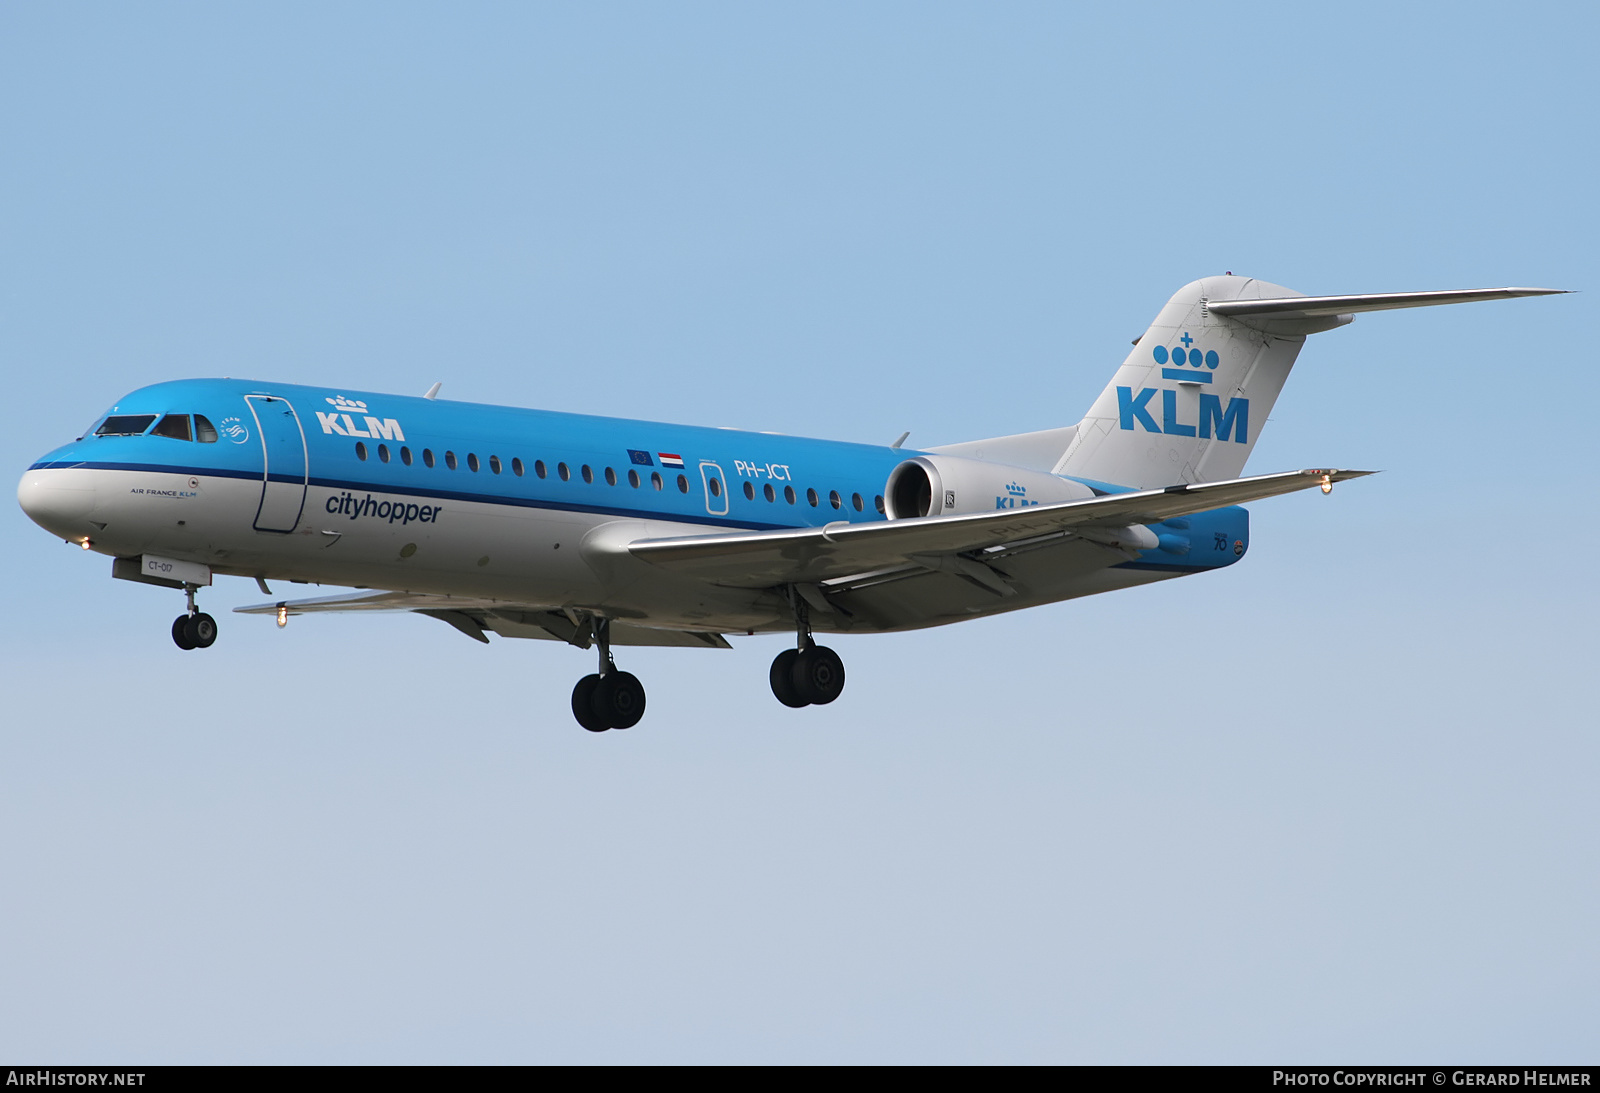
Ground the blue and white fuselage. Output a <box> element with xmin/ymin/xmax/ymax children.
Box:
<box><xmin>19</xmin><ymin>376</ymin><xmax>1244</xmax><ymax>636</ymax></box>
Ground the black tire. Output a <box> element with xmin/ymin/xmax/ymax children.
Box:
<box><xmin>592</xmin><ymin>671</ymin><xmax>646</xmax><ymax>729</ymax></box>
<box><xmin>792</xmin><ymin>645</ymin><xmax>845</xmax><ymax>705</ymax></box>
<box><xmin>188</xmin><ymin>612</ymin><xmax>218</xmax><ymax>649</ymax></box>
<box><xmin>769</xmin><ymin>648</ymin><xmax>809</xmax><ymax>707</ymax></box>
<box><xmin>571</xmin><ymin>674</ymin><xmax>608</xmax><ymax>732</ymax></box>
<box><xmin>171</xmin><ymin>615</ymin><xmax>196</xmax><ymax>651</ymax></box>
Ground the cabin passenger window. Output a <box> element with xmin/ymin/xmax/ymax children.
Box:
<box><xmin>423</xmin><ymin>449</ymin><xmax>435</xmax><ymax>468</ymax></box>
<box><xmin>875</xmin><ymin>495</ymin><xmax>885</xmax><ymax>514</ymax></box>
<box><xmin>378</xmin><ymin>444</ymin><xmax>390</xmax><ymax>463</ymax></box>
<box><xmin>806</xmin><ymin>488</ymin><xmax>818</xmax><ymax>507</ymax></box>
<box><xmin>708</xmin><ymin>477</ymin><xmax>722</xmax><ymax>498</ymax></box>
<box><xmin>604</xmin><ymin>467</ymin><xmax>616</xmax><ymax>486</ymax></box>
<box><xmin>581</xmin><ymin>465</ymin><xmax>593</xmax><ymax>483</ymax></box>
<box><xmin>467</xmin><ymin>453</ymin><xmax>479</xmax><ymax>472</ymax></box>
<box><xmin>400</xmin><ymin>446</ymin><xmax>413</xmax><ymax>466</ymax></box>
<box><xmin>829</xmin><ymin>490</ymin><xmax>842</xmax><ymax>510</ymax></box>
<box><xmin>627</xmin><ymin>468</ymin><xmax>640</xmax><ymax>488</ymax></box>
<box><xmin>356</xmin><ymin>442</ymin><xmax>368</xmax><ymax>461</ymax></box>
<box><xmin>151</xmin><ymin>414</ymin><xmax>192</xmax><ymax>441</ymax></box>
<box><xmin>558</xmin><ymin>462</ymin><xmax>570</xmax><ymax>481</ymax></box>
<box><xmin>535</xmin><ymin>460</ymin><xmax>547</xmax><ymax>479</ymax></box>
<box><xmin>445</xmin><ymin>451</ymin><xmax>457</xmax><ymax>470</ymax></box>
<box><xmin>784</xmin><ymin>485</ymin><xmax>796</xmax><ymax>505</ymax></box>
<box><xmin>852</xmin><ymin>493</ymin><xmax>863</xmax><ymax>512</ymax></box>
<box><xmin>677</xmin><ymin>474</ymin><xmax>689</xmax><ymax>493</ymax></box>
<box><xmin>490</xmin><ymin>455</ymin><xmax>502</xmax><ymax>474</ymax></box>
<box><xmin>763</xmin><ymin>483</ymin><xmax>775</xmax><ymax>502</ymax></box>
<box><xmin>95</xmin><ymin>415</ymin><xmax>156</xmax><ymax>436</ymax></box>
<box><xmin>512</xmin><ymin>458</ymin><xmax>524</xmax><ymax>477</ymax></box>
<box><xmin>194</xmin><ymin>415</ymin><xmax>219</xmax><ymax>443</ymax></box>
<box><xmin>651</xmin><ymin>472</ymin><xmax>663</xmax><ymax>491</ymax></box>
<box><xmin>743</xmin><ymin>482</ymin><xmax>755</xmax><ymax>500</ymax></box>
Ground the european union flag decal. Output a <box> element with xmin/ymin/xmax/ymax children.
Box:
<box><xmin>627</xmin><ymin>449</ymin><xmax>654</xmax><ymax>466</ymax></box>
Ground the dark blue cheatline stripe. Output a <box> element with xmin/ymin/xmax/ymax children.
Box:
<box><xmin>31</xmin><ymin>460</ymin><xmax>265</xmax><ymax>480</ymax></box>
<box><xmin>27</xmin><ymin>459</ymin><xmax>816</xmax><ymax>533</ymax></box>
<box><xmin>1160</xmin><ymin>369</ymin><xmax>1212</xmax><ymax>383</ymax></box>
<box><xmin>306</xmin><ymin>474</ymin><xmax>796</xmax><ymax>530</ymax></box>
<box><xmin>32</xmin><ymin>459</ymin><xmax>309</xmax><ymax>488</ymax></box>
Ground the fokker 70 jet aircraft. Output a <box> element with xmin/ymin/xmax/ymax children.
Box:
<box><xmin>18</xmin><ymin>275</ymin><xmax>1561</xmax><ymax>731</ymax></box>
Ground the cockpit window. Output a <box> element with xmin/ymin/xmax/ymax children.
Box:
<box><xmin>95</xmin><ymin>415</ymin><xmax>157</xmax><ymax>436</ymax></box>
<box><xmin>151</xmin><ymin>414</ymin><xmax>192</xmax><ymax>441</ymax></box>
<box><xmin>194</xmin><ymin>415</ymin><xmax>219</xmax><ymax>443</ymax></box>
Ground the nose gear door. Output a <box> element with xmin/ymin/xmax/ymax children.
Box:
<box><xmin>244</xmin><ymin>395</ymin><xmax>308</xmax><ymax>532</ymax></box>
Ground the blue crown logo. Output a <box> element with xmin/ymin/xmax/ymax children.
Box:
<box><xmin>1152</xmin><ymin>332</ymin><xmax>1220</xmax><ymax>383</ymax></box>
<box><xmin>1005</xmin><ymin>482</ymin><xmax>1027</xmax><ymax>497</ymax></box>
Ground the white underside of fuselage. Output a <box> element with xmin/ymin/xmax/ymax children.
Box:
<box><xmin>22</xmin><ymin>465</ymin><xmax>1177</xmax><ymax>638</ymax></box>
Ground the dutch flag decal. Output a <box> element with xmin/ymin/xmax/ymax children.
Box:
<box><xmin>658</xmin><ymin>452</ymin><xmax>685</xmax><ymax>468</ymax></box>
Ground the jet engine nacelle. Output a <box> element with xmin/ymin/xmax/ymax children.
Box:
<box><xmin>883</xmin><ymin>455</ymin><xmax>1095</xmax><ymax>519</ymax></box>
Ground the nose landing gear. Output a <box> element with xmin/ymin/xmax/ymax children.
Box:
<box><xmin>769</xmin><ymin>590</ymin><xmax>845</xmax><ymax>708</ymax></box>
<box><xmin>170</xmin><ymin>583</ymin><xmax>218</xmax><ymax>651</ymax></box>
<box><xmin>571</xmin><ymin>617</ymin><xmax>647</xmax><ymax>732</ymax></box>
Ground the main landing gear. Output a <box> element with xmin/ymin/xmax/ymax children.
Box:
<box><xmin>769</xmin><ymin>592</ymin><xmax>845</xmax><ymax>709</ymax></box>
<box><xmin>170</xmin><ymin>583</ymin><xmax>218</xmax><ymax>651</ymax></box>
<box><xmin>571</xmin><ymin>617</ymin><xmax>646</xmax><ymax>732</ymax></box>
<box><xmin>568</xmin><ymin>596</ymin><xmax>845</xmax><ymax>730</ymax></box>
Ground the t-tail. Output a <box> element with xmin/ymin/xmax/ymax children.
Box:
<box><xmin>1038</xmin><ymin>275</ymin><xmax>1564</xmax><ymax>490</ymax></box>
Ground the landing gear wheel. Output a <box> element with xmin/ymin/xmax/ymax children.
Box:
<box><xmin>171</xmin><ymin>615</ymin><xmax>197</xmax><ymax>650</ymax></box>
<box><xmin>770</xmin><ymin>649</ymin><xmax>810</xmax><ymax>708</ymax></box>
<box><xmin>186</xmin><ymin>612</ymin><xmax>218</xmax><ymax>649</ymax></box>
<box><xmin>592</xmin><ymin>671</ymin><xmax>646</xmax><ymax>729</ymax></box>
<box><xmin>572</xmin><ymin>674</ymin><xmax>608</xmax><ymax>732</ymax></box>
<box><xmin>792</xmin><ymin>645</ymin><xmax>845</xmax><ymax>705</ymax></box>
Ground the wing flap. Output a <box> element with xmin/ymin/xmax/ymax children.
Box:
<box><xmin>233</xmin><ymin>591</ymin><xmax>731</xmax><ymax>648</ymax></box>
<box><xmin>234</xmin><ymin>590</ymin><xmax>509</xmax><ymax>615</ymax></box>
<box><xmin>626</xmin><ymin>468</ymin><xmax>1372</xmax><ymax>586</ymax></box>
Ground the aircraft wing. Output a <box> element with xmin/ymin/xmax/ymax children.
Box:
<box><xmin>625</xmin><ymin>468</ymin><xmax>1372</xmax><ymax>587</ymax></box>
<box><xmin>233</xmin><ymin>591</ymin><xmax>732</xmax><ymax>648</ymax></box>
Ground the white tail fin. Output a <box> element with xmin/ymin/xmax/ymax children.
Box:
<box><xmin>1055</xmin><ymin>275</ymin><xmax>1303</xmax><ymax>488</ymax></box>
<box><xmin>1053</xmin><ymin>275</ymin><xmax>1564</xmax><ymax>489</ymax></box>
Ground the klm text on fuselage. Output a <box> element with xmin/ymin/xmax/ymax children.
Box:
<box><xmin>1117</xmin><ymin>387</ymin><xmax>1248</xmax><ymax>442</ymax></box>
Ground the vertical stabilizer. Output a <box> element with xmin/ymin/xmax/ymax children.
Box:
<box><xmin>1055</xmin><ymin>275</ymin><xmax>1318</xmax><ymax>489</ymax></box>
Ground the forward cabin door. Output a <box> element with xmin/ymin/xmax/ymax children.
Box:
<box><xmin>245</xmin><ymin>395</ymin><xmax>309</xmax><ymax>532</ymax></box>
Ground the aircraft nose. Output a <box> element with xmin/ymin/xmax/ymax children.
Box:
<box><xmin>17</xmin><ymin>467</ymin><xmax>99</xmax><ymax>540</ymax></box>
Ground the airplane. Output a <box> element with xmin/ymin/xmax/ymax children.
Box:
<box><xmin>17</xmin><ymin>274</ymin><xmax>1564</xmax><ymax>732</ymax></box>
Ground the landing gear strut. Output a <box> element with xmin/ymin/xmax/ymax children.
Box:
<box><xmin>571</xmin><ymin>617</ymin><xmax>647</xmax><ymax>732</ymax></box>
<box><xmin>170</xmin><ymin>583</ymin><xmax>217</xmax><ymax>651</ymax></box>
<box><xmin>770</xmin><ymin>590</ymin><xmax>845</xmax><ymax>708</ymax></box>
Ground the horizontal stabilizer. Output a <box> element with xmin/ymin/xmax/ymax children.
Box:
<box><xmin>625</xmin><ymin>468</ymin><xmax>1373</xmax><ymax>587</ymax></box>
<box><xmin>1209</xmin><ymin>287</ymin><xmax>1566</xmax><ymax>321</ymax></box>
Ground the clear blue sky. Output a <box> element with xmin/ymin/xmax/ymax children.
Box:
<box><xmin>2</xmin><ymin>2</ymin><xmax>1595</xmax><ymax>1063</ymax></box>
